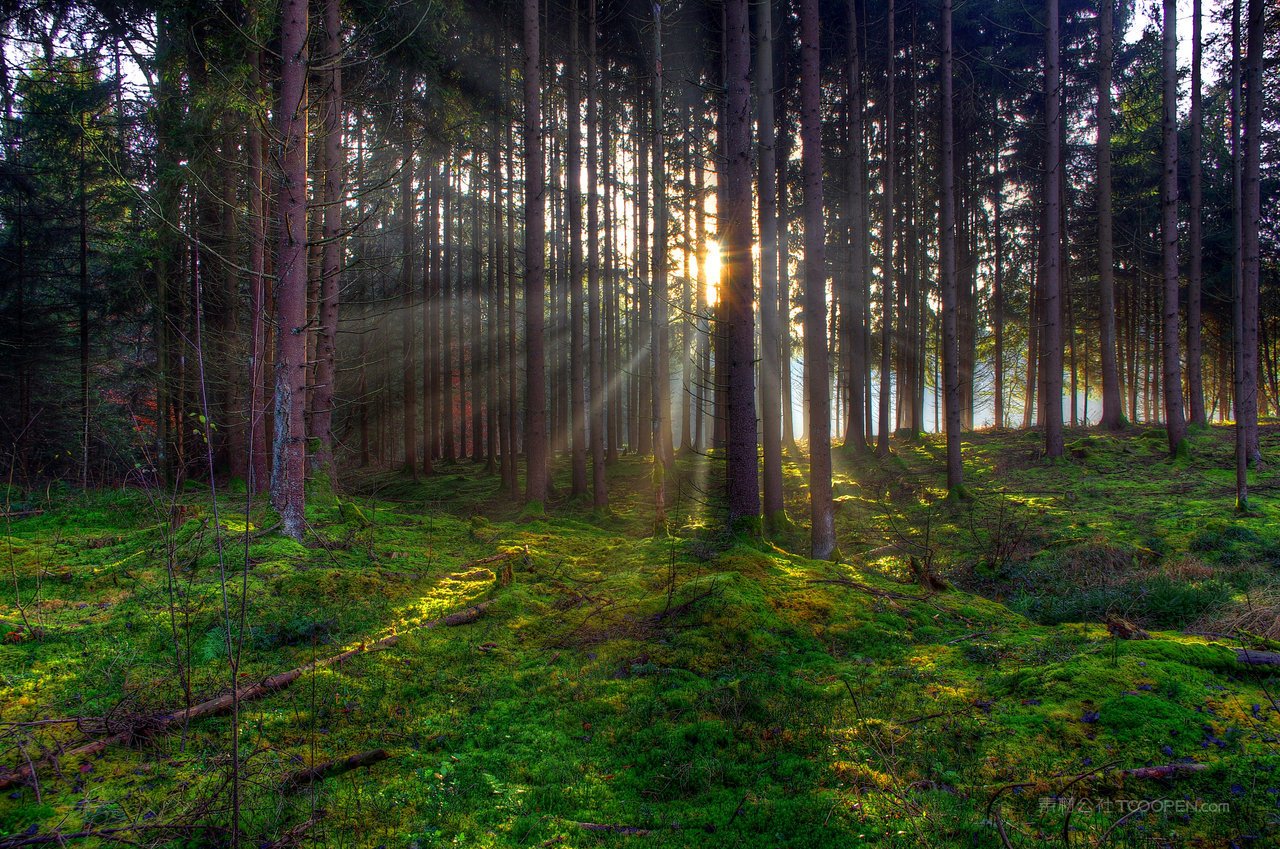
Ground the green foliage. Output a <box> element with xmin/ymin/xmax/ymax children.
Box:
<box><xmin>3</xmin><ymin>430</ymin><xmax>1279</xmax><ymax>847</ymax></box>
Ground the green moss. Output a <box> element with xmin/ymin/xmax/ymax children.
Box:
<box><xmin>3</xmin><ymin>429</ymin><xmax>1279</xmax><ymax>847</ymax></box>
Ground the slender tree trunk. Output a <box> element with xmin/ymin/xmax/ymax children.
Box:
<box><xmin>877</xmin><ymin>0</ymin><xmax>895</xmax><ymax>457</ymax></box>
<box><xmin>471</xmin><ymin>154</ymin><xmax>483</xmax><ymax>461</ymax></box>
<box><xmin>312</xmin><ymin>0</ymin><xmax>342</xmax><ymax>472</ymax></box>
<box><xmin>523</xmin><ymin>0</ymin><xmax>548</xmax><ymax>504</ymax></box>
<box><xmin>1241</xmin><ymin>0</ymin><xmax>1262</xmax><ymax>471</ymax></box>
<box><xmin>567</xmin><ymin>0</ymin><xmax>588</xmax><ymax>495</ymax></box>
<box><xmin>271</xmin><ymin>0</ymin><xmax>309</xmax><ymax>539</ymax></box>
<box><xmin>992</xmin><ymin>172</ymin><xmax>1004</xmax><ymax>428</ymax></box>
<box><xmin>1160</xmin><ymin>0</ymin><xmax>1187</xmax><ymax>455</ymax></box>
<box><xmin>442</xmin><ymin>164</ymin><xmax>456</xmax><ymax>461</ymax></box>
<box><xmin>1096</xmin><ymin>0</ymin><xmax>1123</xmax><ymax>430</ymax></box>
<box><xmin>799</xmin><ymin>0</ymin><xmax>835</xmax><ymax>557</ymax></box>
<box><xmin>246</xmin><ymin>46</ymin><xmax>268</xmax><ymax>491</ymax></box>
<box><xmin>1042</xmin><ymin>0</ymin><xmax>1064</xmax><ymax>457</ymax></box>
<box><xmin>1186</xmin><ymin>0</ymin><xmax>1206</xmax><ymax>427</ymax></box>
<box><xmin>940</xmin><ymin>0</ymin><xmax>962</xmax><ymax>493</ymax></box>
<box><xmin>426</xmin><ymin>166</ymin><xmax>440</xmax><ymax>473</ymax></box>
<box><xmin>587</xmin><ymin>0</ymin><xmax>607</xmax><ymax>508</ymax></box>
<box><xmin>844</xmin><ymin>0</ymin><xmax>868</xmax><ymax>452</ymax></box>
<box><xmin>723</xmin><ymin>0</ymin><xmax>760</xmax><ymax>530</ymax></box>
<box><xmin>651</xmin><ymin>2</ymin><xmax>671</xmax><ymax>525</ymax></box>
<box><xmin>757</xmin><ymin>0</ymin><xmax>786</xmax><ymax>528</ymax></box>
<box><xmin>778</xmin><ymin>116</ymin><xmax>795</xmax><ymax>451</ymax></box>
<box><xmin>401</xmin><ymin>129</ymin><xmax>418</xmax><ymax>474</ymax></box>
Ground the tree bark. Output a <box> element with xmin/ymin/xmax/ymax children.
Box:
<box><xmin>800</xmin><ymin>0</ymin><xmax>835</xmax><ymax>558</ymax></box>
<box><xmin>1096</xmin><ymin>0</ymin><xmax>1123</xmax><ymax>431</ymax></box>
<box><xmin>271</xmin><ymin>0</ymin><xmax>310</xmax><ymax>540</ymax></box>
<box><xmin>523</xmin><ymin>0</ymin><xmax>548</xmax><ymax>504</ymax></box>
<box><xmin>1186</xmin><ymin>0</ymin><xmax>1206</xmax><ymax>427</ymax></box>
<box><xmin>1160</xmin><ymin>0</ymin><xmax>1187</xmax><ymax>456</ymax></box>
<box><xmin>311</xmin><ymin>0</ymin><xmax>342</xmax><ymax>473</ymax></box>
<box><xmin>1240</xmin><ymin>0</ymin><xmax>1262</xmax><ymax>470</ymax></box>
<box><xmin>757</xmin><ymin>0</ymin><xmax>786</xmax><ymax>529</ymax></box>
<box><xmin>723</xmin><ymin>0</ymin><xmax>760</xmax><ymax>530</ymax></box>
<box><xmin>587</xmin><ymin>0</ymin><xmax>607</xmax><ymax>508</ymax></box>
<box><xmin>940</xmin><ymin>0</ymin><xmax>962</xmax><ymax>492</ymax></box>
<box><xmin>568</xmin><ymin>0</ymin><xmax>587</xmax><ymax>495</ymax></box>
<box><xmin>1042</xmin><ymin>0</ymin><xmax>1064</xmax><ymax>458</ymax></box>
<box><xmin>877</xmin><ymin>0</ymin><xmax>895</xmax><ymax>457</ymax></box>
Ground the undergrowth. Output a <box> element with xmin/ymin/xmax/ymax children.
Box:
<box><xmin>1</xmin><ymin>425</ymin><xmax>1278</xmax><ymax>847</ymax></box>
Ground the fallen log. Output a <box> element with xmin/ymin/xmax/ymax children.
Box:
<box><xmin>1235</xmin><ymin>649</ymin><xmax>1280</xmax><ymax>667</ymax></box>
<box><xmin>0</xmin><ymin>599</ymin><xmax>493</xmax><ymax>791</ymax></box>
<box><xmin>283</xmin><ymin>749</ymin><xmax>390</xmax><ymax>788</ymax></box>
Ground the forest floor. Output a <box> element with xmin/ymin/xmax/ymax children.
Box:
<box><xmin>2</xmin><ymin>424</ymin><xmax>1280</xmax><ymax>848</ymax></box>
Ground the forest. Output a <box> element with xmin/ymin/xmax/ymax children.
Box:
<box><xmin>0</xmin><ymin>0</ymin><xmax>1278</xmax><ymax>844</ymax></box>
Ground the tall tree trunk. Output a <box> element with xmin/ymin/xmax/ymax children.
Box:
<box><xmin>587</xmin><ymin>0</ymin><xmax>607</xmax><ymax>508</ymax></box>
<box><xmin>940</xmin><ymin>0</ymin><xmax>962</xmax><ymax>493</ymax></box>
<box><xmin>312</xmin><ymin>0</ymin><xmax>342</xmax><ymax>472</ymax></box>
<box><xmin>568</xmin><ymin>0</ymin><xmax>588</xmax><ymax>495</ymax></box>
<box><xmin>442</xmin><ymin>164</ymin><xmax>457</xmax><ymax>461</ymax></box>
<box><xmin>401</xmin><ymin>129</ymin><xmax>418</xmax><ymax>474</ymax></box>
<box><xmin>757</xmin><ymin>0</ymin><xmax>786</xmax><ymax>529</ymax></box>
<box><xmin>523</xmin><ymin>0</ymin><xmax>548</xmax><ymax>504</ymax></box>
<box><xmin>471</xmin><ymin>154</ymin><xmax>483</xmax><ymax>461</ymax></box>
<box><xmin>1160</xmin><ymin>0</ymin><xmax>1187</xmax><ymax>455</ymax></box>
<box><xmin>271</xmin><ymin>0</ymin><xmax>309</xmax><ymax>539</ymax></box>
<box><xmin>651</xmin><ymin>2</ymin><xmax>670</xmax><ymax>525</ymax></box>
<box><xmin>1042</xmin><ymin>0</ymin><xmax>1065</xmax><ymax>458</ymax></box>
<box><xmin>1240</xmin><ymin>0</ymin><xmax>1262</xmax><ymax>471</ymax></box>
<box><xmin>800</xmin><ymin>0</ymin><xmax>835</xmax><ymax>558</ymax></box>
<box><xmin>1186</xmin><ymin>0</ymin><xmax>1206</xmax><ymax>427</ymax></box>
<box><xmin>844</xmin><ymin>0</ymin><xmax>868</xmax><ymax>452</ymax></box>
<box><xmin>723</xmin><ymin>0</ymin><xmax>760</xmax><ymax>530</ymax></box>
<box><xmin>426</xmin><ymin>166</ymin><xmax>440</xmax><ymax>474</ymax></box>
<box><xmin>1096</xmin><ymin>0</ymin><xmax>1123</xmax><ymax>430</ymax></box>
<box><xmin>246</xmin><ymin>41</ymin><xmax>269</xmax><ymax>491</ymax></box>
<box><xmin>992</xmin><ymin>171</ymin><xmax>1004</xmax><ymax>428</ymax></box>
<box><xmin>877</xmin><ymin>0</ymin><xmax>895</xmax><ymax>457</ymax></box>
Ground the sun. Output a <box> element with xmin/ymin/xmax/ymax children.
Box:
<box><xmin>705</xmin><ymin>239</ymin><xmax>722</xmax><ymax>305</ymax></box>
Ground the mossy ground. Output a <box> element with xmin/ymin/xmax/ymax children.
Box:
<box><xmin>2</xmin><ymin>425</ymin><xmax>1278</xmax><ymax>847</ymax></box>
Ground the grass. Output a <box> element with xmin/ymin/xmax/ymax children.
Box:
<box><xmin>1</xmin><ymin>424</ymin><xmax>1278</xmax><ymax>847</ymax></box>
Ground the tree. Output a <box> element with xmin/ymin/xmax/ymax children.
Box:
<box><xmin>723</xmin><ymin>0</ymin><xmax>760</xmax><ymax>531</ymax></box>
<box><xmin>587</xmin><ymin>0</ymin><xmax>607</xmax><ymax>509</ymax></box>
<box><xmin>1096</xmin><ymin>0</ymin><xmax>1124</xmax><ymax>431</ymax></box>
<box><xmin>1042</xmin><ymin>0</ymin><xmax>1064</xmax><ymax>458</ymax></box>
<box><xmin>271</xmin><ymin>0</ymin><xmax>310</xmax><ymax>541</ymax></box>
<box><xmin>568</xmin><ymin>0</ymin><xmax>587</xmax><ymax>497</ymax></box>
<box><xmin>523</xmin><ymin>0</ymin><xmax>548</xmax><ymax>506</ymax></box>
<box><xmin>1240</xmin><ymin>0</ymin><xmax>1263</xmax><ymax>471</ymax></box>
<box><xmin>1186</xmin><ymin>0</ymin><xmax>1206</xmax><ymax>427</ymax></box>
<box><xmin>800</xmin><ymin>0</ymin><xmax>835</xmax><ymax>558</ymax></box>
<box><xmin>940</xmin><ymin>0</ymin><xmax>963</xmax><ymax>493</ymax></box>
<box><xmin>1160</xmin><ymin>0</ymin><xmax>1187</xmax><ymax>456</ymax></box>
<box><xmin>757</xmin><ymin>0</ymin><xmax>786</xmax><ymax>530</ymax></box>
<box><xmin>311</xmin><ymin>0</ymin><xmax>343</xmax><ymax>472</ymax></box>
<box><xmin>877</xmin><ymin>0</ymin><xmax>896</xmax><ymax>458</ymax></box>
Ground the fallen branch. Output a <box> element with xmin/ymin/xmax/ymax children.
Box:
<box><xmin>577</xmin><ymin>823</ymin><xmax>652</xmax><ymax>836</ymax></box>
<box><xmin>0</xmin><ymin>598</ymin><xmax>493</xmax><ymax>790</ymax></box>
<box><xmin>0</xmin><ymin>824</ymin><xmax>219</xmax><ymax>848</ymax></box>
<box><xmin>283</xmin><ymin>749</ymin><xmax>390</xmax><ymax>788</ymax></box>
<box><xmin>1118</xmin><ymin>763</ymin><xmax>1207</xmax><ymax>780</ymax></box>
